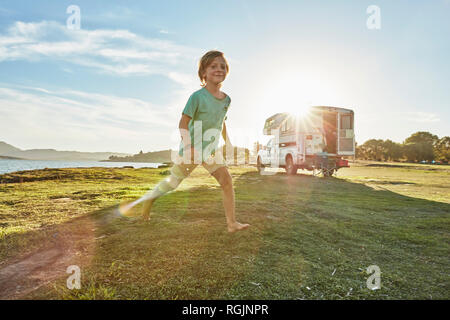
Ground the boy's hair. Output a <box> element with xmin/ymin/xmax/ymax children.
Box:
<box><xmin>198</xmin><ymin>50</ymin><xmax>229</xmax><ymax>86</ymax></box>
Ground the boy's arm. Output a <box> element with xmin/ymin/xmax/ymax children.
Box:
<box><xmin>179</xmin><ymin>113</ymin><xmax>200</xmax><ymax>162</ymax></box>
<box><xmin>179</xmin><ymin>114</ymin><xmax>192</xmax><ymax>149</ymax></box>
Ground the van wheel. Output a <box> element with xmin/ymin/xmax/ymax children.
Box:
<box><xmin>285</xmin><ymin>155</ymin><xmax>297</xmax><ymax>175</ymax></box>
<box><xmin>257</xmin><ymin>157</ymin><xmax>265</xmax><ymax>174</ymax></box>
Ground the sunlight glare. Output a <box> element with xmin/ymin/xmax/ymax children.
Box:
<box><xmin>259</xmin><ymin>70</ymin><xmax>340</xmax><ymax>119</ymax></box>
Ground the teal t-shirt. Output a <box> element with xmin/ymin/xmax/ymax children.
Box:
<box><xmin>179</xmin><ymin>87</ymin><xmax>231</xmax><ymax>159</ymax></box>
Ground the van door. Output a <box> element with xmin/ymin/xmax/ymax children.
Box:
<box><xmin>338</xmin><ymin>113</ymin><xmax>355</xmax><ymax>155</ymax></box>
<box><xmin>322</xmin><ymin>112</ymin><xmax>337</xmax><ymax>154</ymax></box>
<box><xmin>272</xmin><ymin>135</ymin><xmax>280</xmax><ymax>167</ymax></box>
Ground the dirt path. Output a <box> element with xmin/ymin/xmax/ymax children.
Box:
<box><xmin>0</xmin><ymin>212</ymin><xmax>103</xmax><ymax>299</ymax></box>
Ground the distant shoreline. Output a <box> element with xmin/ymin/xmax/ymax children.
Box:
<box><xmin>0</xmin><ymin>155</ymin><xmax>25</xmax><ymax>160</ymax></box>
<box><xmin>101</xmin><ymin>159</ymin><xmax>173</xmax><ymax>164</ymax></box>
<box><xmin>0</xmin><ymin>159</ymin><xmax>166</xmax><ymax>175</ymax></box>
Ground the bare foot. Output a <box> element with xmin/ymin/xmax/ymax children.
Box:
<box><xmin>142</xmin><ymin>199</ymin><xmax>154</xmax><ymax>221</ymax></box>
<box><xmin>118</xmin><ymin>201</ymin><xmax>135</xmax><ymax>216</ymax></box>
<box><xmin>227</xmin><ymin>222</ymin><xmax>250</xmax><ymax>233</ymax></box>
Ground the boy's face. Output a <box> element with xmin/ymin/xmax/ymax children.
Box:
<box><xmin>204</xmin><ymin>56</ymin><xmax>228</xmax><ymax>85</ymax></box>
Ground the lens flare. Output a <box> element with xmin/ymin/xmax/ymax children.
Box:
<box><xmin>118</xmin><ymin>198</ymin><xmax>142</xmax><ymax>217</ymax></box>
<box><xmin>117</xmin><ymin>188</ymin><xmax>158</xmax><ymax>217</ymax></box>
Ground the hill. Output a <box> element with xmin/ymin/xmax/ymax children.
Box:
<box><xmin>0</xmin><ymin>141</ymin><xmax>130</xmax><ymax>161</ymax></box>
<box><xmin>104</xmin><ymin>149</ymin><xmax>173</xmax><ymax>163</ymax></box>
<box><xmin>0</xmin><ymin>141</ymin><xmax>22</xmax><ymax>155</ymax></box>
<box><xmin>103</xmin><ymin>146</ymin><xmax>251</xmax><ymax>164</ymax></box>
<box><xmin>0</xmin><ymin>155</ymin><xmax>25</xmax><ymax>160</ymax></box>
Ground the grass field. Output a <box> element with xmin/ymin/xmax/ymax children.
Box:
<box><xmin>0</xmin><ymin>161</ymin><xmax>448</xmax><ymax>299</ymax></box>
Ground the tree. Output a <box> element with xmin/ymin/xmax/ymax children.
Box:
<box><xmin>404</xmin><ymin>131</ymin><xmax>438</xmax><ymax>145</ymax></box>
<box><xmin>362</xmin><ymin>139</ymin><xmax>384</xmax><ymax>161</ymax></box>
<box><xmin>434</xmin><ymin>136</ymin><xmax>450</xmax><ymax>162</ymax></box>
<box><xmin>382</xmin><ymin>139</ymin><xmax>403</xmax><ymax>161</ymax></box>
<box><xmin>403</xmin><ymin>143</ymin><xmax>422</xmax><ymax>162</ymax></box>
<box><xmin>403</xmin><ymin>131</ymin><xmax>437</xmax><ymax>162</ymax></box>
<box><xmin>356</xmin><ymin>131</ymin><xmax>444</xmax><ymax>163</ymax></box>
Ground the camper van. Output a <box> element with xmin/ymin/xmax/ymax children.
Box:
<box><xmin>256</xmin><ymin>106</ymin><xmax>355</xmax><ymax>176</ymax></box>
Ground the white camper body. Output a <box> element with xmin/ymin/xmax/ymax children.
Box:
<box><xmin>257</xmin><ymin>106</ymin><xmax>355</xmax><ymax>175</ymax></box>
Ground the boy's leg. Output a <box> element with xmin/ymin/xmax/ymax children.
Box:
<box><xmin>141</xmin><ymin>163</ymin><xmax>196</xmax><ymax>220</ymax></box>
<box><xmin>209</xmin><ymin>166</ymin><xmax>250</xmax><ymax>232</ymax></box>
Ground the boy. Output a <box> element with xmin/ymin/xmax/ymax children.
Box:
<box><xmin>122</xmin><ymin>51</ymin><xmax>249</xmax><ymax>233</ymax></box>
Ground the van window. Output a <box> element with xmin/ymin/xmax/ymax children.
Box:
<box><xmin>340</xmin><ymin>114</ymin><xmax>353</xmax><ymax>129</ymax></box>
<box><xmin>264</xmin><ymin>119</ymin><xmax>274</xmax><ymax>131</ymax></box>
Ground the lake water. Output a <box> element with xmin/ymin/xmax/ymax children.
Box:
<box><xmin>0</xmin><ymin>159</ymin><xmax>162</xmax><ymax>175</ymax></box>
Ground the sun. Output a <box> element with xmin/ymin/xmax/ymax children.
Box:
<box><xmin>259</xmin><ymin>70</ymin><xmax>340</xmax><ymax>119</ymax></box>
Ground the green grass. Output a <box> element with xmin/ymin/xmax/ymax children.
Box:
<box><xmin>0</xmin><ymin>162</ymin><xmax>449</xmax><ymax>299</ymax></box>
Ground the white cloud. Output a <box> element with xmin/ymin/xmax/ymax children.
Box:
<box><xmin>0</xmin><ymin>85</ymin><xmax>182</xmax><ymax>153</ymax></box>
<box><xmin>0</xmin><ymin>20</ymin><xmax>207</xmax><ymax>152</ymax></box>
<box><xmin>0</xmin><ymin>20</ymin><xmax>200</xmax><ymax>80</ymax></box>
<box><xmin>404</xmin><ymin>112</ymin><xmax>440</xmax><ymax>123</ymax></box>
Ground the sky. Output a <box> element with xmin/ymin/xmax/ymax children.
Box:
<box><xmin>0</xmin><ymin>0</ymin><xmax>449</xmax><ymax>154</ymax></box>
